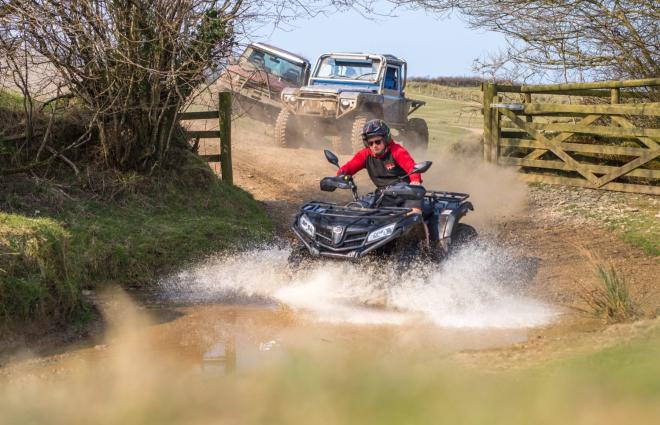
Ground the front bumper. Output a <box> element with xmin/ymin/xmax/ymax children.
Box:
<box><xmin>291</xmin><ymin>225</ymin><xmax>403</xmax><ymax>259</ymax></box>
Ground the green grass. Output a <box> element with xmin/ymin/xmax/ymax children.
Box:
<box><xmin>579</xmin><ymin>263</ymin><xmax>641</xmax><ymax>322</ymax></box>
<box><xmin>558</xmin><ymin>193</ymin><xmax>659</xmax><ymax>256</ymax></box>
<box><xmin>0</xmin><ymin>155</ymin><xmax>273</xmax><ymax>325</ymax></box>
<box><xmin>0</xmin><ymin>90</ymin><xmax>24</xmax><ymax>110</ymax></box>
<box><xmin>406</xmin><ymin>84</ymin><xmax>483</xmax><ymax>151</ymax></box>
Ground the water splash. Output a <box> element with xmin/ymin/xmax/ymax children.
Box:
<box><xmin>159</xmin><ymin>242</ymin><xmax>557</xmax><ymax>328</ymax></box>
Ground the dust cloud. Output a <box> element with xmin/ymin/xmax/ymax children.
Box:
<box><xmin>409</xmin><ymin>140</ymin><xmax>529</xmax><ymax>228</ymax></box>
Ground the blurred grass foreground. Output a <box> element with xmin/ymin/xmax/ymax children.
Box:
<box><xmin>1</xmin><ymin>308</ymin><xmax>658</xmax><ymax>425</ymax></box>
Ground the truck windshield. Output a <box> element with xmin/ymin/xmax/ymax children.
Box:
<box><xmin>241</xmin><ymin>47</ymin><xmax>306</xmax><ymax>85</ymax></box>
<box><xmin>314</xmin><ymin>57</ymin><xmax>381</xmax><ymax>81</ymax></box>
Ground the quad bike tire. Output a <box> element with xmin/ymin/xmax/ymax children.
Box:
<box><xmin>449</xmin><ymin>223</ymin><xmax>478</xmax><ymax>254</ymax></box>
<box><xmin>287</xmin><ymin>244</ymin><xmax>318</xmax><ymax>269</ymax></box>
<box><xmin>405</xmin><ymin>117</ymin><xmax>429</xmax><ymax>152</ymax></box>
<box><xmin>274</xmin><ymin>108</ymin><xmax>302</xmax><ymax>148</ymax></box>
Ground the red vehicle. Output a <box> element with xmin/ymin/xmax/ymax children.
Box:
<box><xmin>217</xmin><ymin>43</ymin><xmax>311</xmax><ymax>123</ymax></box>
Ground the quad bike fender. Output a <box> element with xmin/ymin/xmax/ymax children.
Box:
<box><xmin>436</xmin><ymin>202</ymin><xmax>473</xmax><ymax>253</ymax></box>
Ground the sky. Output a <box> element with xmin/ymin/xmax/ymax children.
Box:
<box><xmin>249</xmin><ymin>4</ymin><xmax>507</xmax><ymax>78</ymax></box>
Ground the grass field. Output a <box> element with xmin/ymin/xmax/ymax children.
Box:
<box><xmin>405</xmin><ymin>83</ymin><xmax>483</xmax><ymax>151</ymax></box>
<box><xmin>0</xmin><ymin>153</ymin><xmax>273</xmax><ymax>327</ymax></box>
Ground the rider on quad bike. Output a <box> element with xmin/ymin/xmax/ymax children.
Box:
<box><xmin>336</xmin><ymin>119</ymin><xmax>439</xmax><ymax>243</ymax></box>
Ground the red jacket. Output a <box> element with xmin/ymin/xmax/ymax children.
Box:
<box><xmin>337</xmin><ymin>140</ymin><xmax>422</xmax><ymax>185</ymax></box>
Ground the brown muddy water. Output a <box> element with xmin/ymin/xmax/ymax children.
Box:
<box><xmin>0</xmin><ymin>243</ymin><xmax>568</xmax><ymax>424</ymax></box>
<box><xmin>142</xmin><ymin>241</ymin><xmax>558</xmax><ymax>370</ymax></box>
<box><xmin>5</xmin><ymin>241</ymin><xmax>557</xmax><ymax>374</ymax></box>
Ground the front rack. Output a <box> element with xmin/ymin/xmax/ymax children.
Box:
<box><xmin>301</xmin><ymin>201</ymin><xmax>409</xmax><ymax>220</ymax></box>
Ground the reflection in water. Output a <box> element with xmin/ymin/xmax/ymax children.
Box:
<box><xmin>145</xmin><ymin>304</ymin><xmax>530</xmax><ymax>375</ymax></box>
<box><xmin>202</xmin><ymin>338</ymin><xmax>236</xmax><ymax>374</ymax></box>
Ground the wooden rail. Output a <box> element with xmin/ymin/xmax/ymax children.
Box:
<box><xmin>180</xmin><ymin>91</ymin><xmax>233</xmax><ymax>184</ymax></box>
<box><xmin>482</xmin><ymin>79</ymin><xmax>660</xmax><ymax>195</ymax></box>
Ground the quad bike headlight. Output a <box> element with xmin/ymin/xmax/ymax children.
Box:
<box><xmin>299</xmin><ymin>214</ymin><xmax>315</xmax><ymax>237</ymax></box>
<box><xmin>366</xmin><ymin>223</ymin><xmax>396</xmax><ymax>243</ymax></box>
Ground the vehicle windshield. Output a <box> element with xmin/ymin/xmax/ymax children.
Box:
<box><xmin>240</xmin><ymin>47</ymin><xmax>306</xmax><ymax>85</ymax></box>
<box><xmin>314</xmin><ymin>57</ymin><xmax>381</xmax><ymax>81</ymax></box>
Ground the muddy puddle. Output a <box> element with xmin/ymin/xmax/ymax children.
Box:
<box><xmin>128</xmin><ymin>241</ymin><xmax>559</xmax><ymax>372</ymax></box>
<box><xmin>0</xmin><ymin>242</ymin><xmax>565</xmax><ymax>424</ymax></box>
<box><xmin>2</xmin><ymin>241</ymin><xmax>558</xmax><ymax>380</ymax></box>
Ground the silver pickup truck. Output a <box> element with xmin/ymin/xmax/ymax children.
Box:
<box><xmin>276</xmin><ymin>52</ymin><xmax>428</xmax><ymax>152</ymax></box>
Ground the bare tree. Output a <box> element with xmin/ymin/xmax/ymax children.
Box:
<box><xmin>0</xmin><ymin>0</ymin><xmax>365</xmax><ymax>172</ymax></box>
<box><xmin>388</xmin><ymin>0</ymin><xmax>659</xmax><ymax>82</ymax></box>
<box><xmin>1</xmin><ymin>1</ymin><xmax>248</xmax><ymax>172</ymax></box>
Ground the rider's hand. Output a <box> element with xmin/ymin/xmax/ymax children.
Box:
<box><xmin>407</xmin><ymin>207</ymin><xmax>422</xmax><ymax>216</ymax></box>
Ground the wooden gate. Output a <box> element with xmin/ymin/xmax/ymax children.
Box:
<box><xmin>482</xmin><ymin>78</ymin><xmax>659</xmax><ymax>195</ymax></box>
<box><xmin>179</xmin><ymin>91</ymin><xmax>233</xmax><ymax>184</ymax></box>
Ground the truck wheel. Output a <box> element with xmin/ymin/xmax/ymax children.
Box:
<box><xmin>406</xmin><ymin>118</ymin><xmax>429</xmax><ymax>151</ymax></box>
<box><xmin>330</xmin><ymin>135</ymin><xmax>349</xmax><ymax>154</ymax></box>
<box><xmin>350</xmin><ymin>114</ymin><xmax>371</xmax><ymax>152</ymax></box>
<box><xmin>274</xmin><ymin>109</ymin><xmax>302</xmax><ymax>148</ymax></box>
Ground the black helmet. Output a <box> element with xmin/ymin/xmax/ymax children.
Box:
<box><xmin>361</xmin><ymin>119</ymin><xmax>391</xmax><ymax>147</ymax></box>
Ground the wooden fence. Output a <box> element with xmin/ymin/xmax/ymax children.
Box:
<box><xmin>179</xmin><ymin>91</ymin><xmax>233</xmax><ymax>184</ymax></box>
<box><xmin>482</xmin><ymin>78</ymin><xmax>660</xmax><ymax>195</ymax></box>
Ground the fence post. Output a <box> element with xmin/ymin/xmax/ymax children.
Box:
<box><xmin>492</xmin><ymin>95</ymin><xmax>501</xmax><ymax>162</ymax></box>
<box><xmin>482</xmin><ymin>83</ymin><xmax>497</xmax><ymax>162</ymax></box>
<box><xmin>611</xmin><ymin>88</ymin><xmax>620</xmax><ymax>104</ymax></box>
<box><xmin>218</xmin><ymin>91</ymin><xmax>233</xmax><ymax>185</ymax></box>
<box><xmin>524</xmin><ymin>93</ymin><xmax>533</xmax><ymax>123</ymax></box>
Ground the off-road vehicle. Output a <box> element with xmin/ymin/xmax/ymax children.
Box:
<box><xmin>289</xmin><ymin>150</ymin><xmax>476</xmax><ymax>264</ymax></box>
<box><xmin>217</xmin><ymin>43</ymin><xmax>311</xmax><ymax>123</ymax></box>
<box><xmin>276</xmin><ymin>53</ymin><xmax>428</xmax><ymax>152</ymax></box>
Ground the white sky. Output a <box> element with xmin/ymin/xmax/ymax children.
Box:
<box><xmin>249</xmin><ymin>4</ymin><xmax>507</xmax><ymax>77</ymax></box>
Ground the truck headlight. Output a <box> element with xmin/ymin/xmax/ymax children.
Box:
<box><xmin>299</xmin><ymin>214</ymin><xmax>315</xmax><ymax>237</ymax></box>
<box><xmin>366</xmin><ymin>223</ymin><xmax>396</xmax><ymax>243</ymax></box>
<box><xmin>340</xmin><ymin>99</ymin><xmax>354</xmax><ymax>107</ymax></box>
<box><xmin>283</xmin><ymin>94</ymin><xmax>296</xmax><ymax>103</ymax></box>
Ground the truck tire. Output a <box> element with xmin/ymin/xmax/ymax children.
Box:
<box><xmin>274</xmin><ymin>109</ymin><xmax>302</xmax><ymax>148</ymax></box>
<box><xmin>330</xmin><ymin>135</ymin><xmax>348</xmax><ymax>154</ymax></box>
<box><xmin>407</xmin><ymin>118</ymin><xmax>429</xmax><ymax>151</ymax></box>
<box><xmin>350</xmin><ymin>114</ymin><xmax>371</xmax><ymax>152</ymax></box>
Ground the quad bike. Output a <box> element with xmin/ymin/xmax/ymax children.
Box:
<box><xmin>289</xmin><ymin>150</ymin><xmax>475</xmax><ymax>265</ymax></box>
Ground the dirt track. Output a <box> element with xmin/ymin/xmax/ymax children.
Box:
<box><xmin>1</xmin><ymin>120</ymin><xmax>658</xmax><ymax>377</ymax></box>
<box><xmin>227</xmin><ymin>123</ymin><xmax>659</xmax><ymax>365</ymax></box>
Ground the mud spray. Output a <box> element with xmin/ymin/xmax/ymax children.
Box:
<box><xmin>160</xmin><ymin>241</ymin><xmax>557</xmax><ymax>329</ymax></box>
